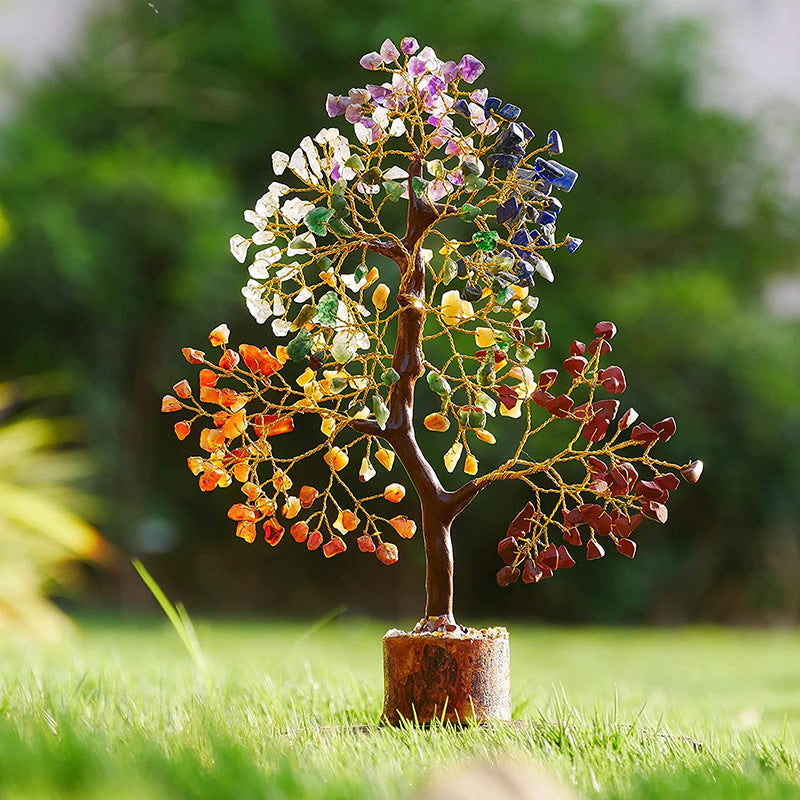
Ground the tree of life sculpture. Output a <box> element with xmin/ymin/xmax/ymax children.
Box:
<box><xmin>161</xmin><ymin>37</ymin><xmax>702</xmax><ymax>632</ymax></box>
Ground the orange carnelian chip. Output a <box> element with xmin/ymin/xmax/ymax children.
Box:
<box><xmin>324</xmin><ymin>447</ymin><xmax>348</xmax><ymax>472</ymax></box>
<box><xmin>298</xmin><ymin>486</ymin><xmax>319</xmax><ymax>508</ymax></box>
<box><xmin>375</xmin><ymin>448</ymin><xmax>395</xmax><ymax>471</ymax></box>
<box><xmin>281</xmin><ymin>496</ymin><xmax>301</xmax><ymax>519</ymax></box>
<box><xmin>199</xmin><ymin>469</ymin><xmax>223</xmax><ymax>492</ymax></box>
<box><xmin>242</xmin><ymin>482</ymin><xmax>260</xmax><ymax>501</ymax></box>
<box><xmin>232</xmin><ymin>462</ymin><xmax>250</xmax><ymax>483</ymax></box>
<box><xmin>174</xmin><ymin>421</ymin><xmax>191</xmax><ymax>440</ymax></box>
<box><xmin>227</xmin><ymin>503</ymin><xmax>256</xmax><ymax>521</ymax></box>
<box><xmin>182</xmin><ymin>347</ymin><xmax>205</xmax><ymax>364</ymax></box>
<box><xmin>199</xmin><ymin>427</ymin><xmax>226</xmax><ymax>452</ymax></box>
<box><xmin>218</xmin><ymin>388</ymin><xmax>239</xmax><ymax>408</ymax></box>
<box><xmin>376</xmin><ymin>542</ymin><xmax>399</xmax><ymax>565</ymax></box>
<box><xmin>213</xmin><ymin>411</ymin><xmax>228</xmax><ymax>428</ymax></box>
<box><xmin>199</xmin><ymin>386</ymin><xmax>221</xmax><ymax>404</ymax></box>
<box><xmin>187</xmin><ymin>456</ymin><xmax>205</xmax><ymax>475</ymax></box>
<box><xmin>219</xmin><ymin>348</ymin><xmax>240</xmax><ymax>370</ymax></box>
<box><xmin>208</xmin><ymin>324</ymin><xmax>230</xmax><ymax>347</ymax></box>
<box><xmin>258</xmin><ymin>348</ymin><xmax>283</xmax><ymax>376</ymax></box>
<box><xmin>357</xmin><ymin>534</ymin><xmax>376</xmax><ymax>553</ymax></box>
<box><xmin>263</xmin><ymin>517</ymin><xmax>284</xmax><ymax>546</ymax></box>
<box><xmin>290</xmin><ymin>522</ymin><xmax>309</xmax><ymax>543</ymax></box>
<box><xmin>389</xmin><ymin>516</ymin><xmax>416</xmax><ymax>539</ymax></box>
<box><xmin>323</xmin><ymin>536</ymin><xmax>346</xmax><ymax>558</ymax></box>
<box><xmin>251</xmin><ymin>414</ymin><xmax>294</xmax><ymax>438</ymax></box>
<box><xmin>383</xmin><ymin>483</ymin><xmax>406</xmax><ymax>503</ymax></box>
<box><xmin>272</xmin><ymin>471</ymin><xmax>292</xmax><ymax>492</ymax></box>
<box><xmin>275</xmin><ymin>345</ymin><xmax>289</xmax><ymax>365</ymax></box>
<box><xmin>222</xmin><ymin>408</ymin><xmax>247</xmax><ymax>439</ymax></box>
<box><xmin>235</xmin><ymin>520</ymin><xmax>257</xmax><ymax>543</ymax></box>
<box><xmin>307</xmin><ymin>530</ymin><xmax>323</xmax><ymax>550</ymax></box>
<box><xmin>341</xmin><ymin>510</ymin><xmax>359</xmax><ymax>531</ymax></box>
<box><xmin>161</xmin><ymin>395</ymin><xmax>182</xmax><ymax>413</ymax></box>
<box><xmin>199</xmin><ymin>369</ymin><xmax>218</xmax><ymax>387</ymax></box>
<box><xmin>173</xmin><ymin>380</ymin><xmax>192</xmax><ymax>399</ymax></box>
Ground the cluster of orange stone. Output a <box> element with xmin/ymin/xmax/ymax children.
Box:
<box><xmin>161</xmin><ymin>324</ymin><xmax>414</xmax><ymax>564</ymax></box>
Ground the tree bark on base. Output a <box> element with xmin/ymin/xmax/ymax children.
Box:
<box><xmin>382</xmin><ymin>631</ymin><xmax>511</xmax><ymax>725</ymax></box>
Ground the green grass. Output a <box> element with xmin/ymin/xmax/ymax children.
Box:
<box><xmin>2</xmin><ymin>618</ymin><xmax>800</xmax><ymax>798</ymax></box>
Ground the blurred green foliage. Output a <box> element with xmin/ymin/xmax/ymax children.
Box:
<box><xmin>0</xmin><ymin>0</ymin><xmax>798</xmax><ymax>621</ymax></box>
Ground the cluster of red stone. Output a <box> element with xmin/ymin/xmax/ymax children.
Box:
<box><xmin>496</xmin><ymin>321</ymin><xmax>702</xmax><ymax>587</ymax></box>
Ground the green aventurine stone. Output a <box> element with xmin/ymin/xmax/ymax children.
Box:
<box><xmin>288</xmin><ymin>234</ymin><xmax>314</xmax><ymax>251</ymax></box>
<box><xmin>354</xmin><ymin>264</ymin><xmax>367</xmax><ymax>281</ymax></box>
<box><xmin>330</xmin><ymin>194</ymin><xmax>348</xmax><ymax>218</ymax></box>
<box><xmin>458</xmin><ymin>204</ymin><xmax>481</xmax><ymax>222</ymax></box>
<box><xmin>442</xmin><ymin>258</ymin><xmax>458</xmax><ymax>285</ymax></box>
<box><xmin>472</xmin><ymin>231</ymin><xmax>499</xmax><ymax>252</ymax></box>
<box><xmin>328</xmin><ymin>218</ymin><xmax>354</xmax><ymax>237</ymax></box>
<box><xmin>328</xmin><ymin>373</ymin><xmax>348</xmax><ymax>394</ymax></box>
<box><xmin>286</xmin><ymin>330</ymin><xmax>313</xmax><ymax>362</ymax></box>
<box><xmin>331</xmin><ymin>337</ymin><xmax>356</xmax><ymax>364</ymax></box>
<box><xmin>382</xmin><ymin>181</ymin><xmax>404</xmax><ymax>202</ymax></box>
<box><xmin>372</xmin><ymin>395</ymin><xmax>389</xmax><ymax>430</ymax></box>
<box><xmin>344</xmin><ymin>155</ymin><xmax>364</xmax><ymax>171</ymax></box>
<box><xmin>463</xmin><ymin>175</ymin><xmax>488</xmax><ymax>192</ymax></box>
<box><xmin>331</xmin><ymin>179</ymin><xmax>347</xmax><ymax>196</ymax></box>
<box><xmin>381</xmin><ymin>368</ymin><xmax>400</xmax><ymax>387</ymax></box>
<box><xmin>523</xmin><ymin>295</ymin><xmax>540</xmax><ymax>312</ymax></box>
<box><xmin>316</xmin><ymin>256</ymin><xmax>332</xmax><ymax>270</ymax></box>
<box><xmin>475</xmin><ymin>392</ymin><xmax>497</xmax><ymax>416</ymax></box>
<box><xmin>291</xmin><ymin>304</ymin><xmax>316</xmax><ymax>331</ymax></box>
<box><xmin>427</xmin><ymin>371</ymin><xmax>451</xmax><ymax>396</ymax></box>
<box><xmin>495</xmin><ymin>286</ymin><xmax>515</xmax><ymax>306</ymax></box>
<box><xmin>316</xmin><ymin>291</ymin><xmax>339</xmax><ymax>327</ymax></box>
<box><xmin>304</xmin><ymin>207</ymin><xmax>334</xmax><ymax>235</ymax></box>
<box><xmin>530</xmin><ymin>319</ymin><xmax>547</xmax><ymax>345</ymax></box>
<box><xmin>459</xmin><ymin>407</ymin><xmax>487</xmax><ymax>429</ymax></box>
<box><xmin>411</xmin><ymin>177</ymin><xmax>429</xmax><ymax>197</ymax></box>
<box><xmin>476</xmin><ymin>353</ymin><xmax>496</xmax><ymax>387</ymax></box>
<box><xmin>515</xmin><ymin>343</ymin><xmax>535</xmax><ymax>363</ymax></box>
<box><xmin>361</xmin><ymin>167</ymin><xmax>383</xmax><ymax>185</ymax></box>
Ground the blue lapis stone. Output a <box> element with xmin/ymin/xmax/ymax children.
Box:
<box><xmin>456</xmin><ymin>258</ymin><xmax>467</xmax><ymax>278</ymax></box>
<box><xmin>538</xmin><ymin>210</ymin><xmax>557</xmax><ymax>226</ymax></box>
<box><xmin>514</xmin><ymin>260</ymin><xmax>536</xmax><ymax>287</ymax></box>
<box><xmin>496</xmin><ymin>196</ymin><xmax>521</xmax><ymax>225</ymax></box>
<box><xmin>487</xmin><ymin>153</ymin><xmax>522</xmax><ymax>170</ymax></box>
<box><xmin>497</xmin><ymin>103</ymin><xmax>521</xmax><ymax>121</ymax></box>
<box><xmin>493</xmin><ymin>123</ymin><xmax>525</xmax><ymax>151</ymax></box>
<box><xmin>484</xmin><ymin>96</ymin><xmax>502</xmax><ymax>115</ymax></box>
<box><xmin>542</xmin><ymin>197</ymin><xmax>562</xmax><ymax>213</ymax></box>
<box><xmin>565</xmin><ymin>236</ymin><xmax>583</xmax><ymax>253</ymax></box>
<box><xmin>519</xmin><ymin>122</ymin><xmax>535</xmax><ymax>141</ymax></box>
<box><xmin>533</xmin><ymin>157</ymin><xmax>565</xmax><ymax>184</ymax></box>
<box><xmin>547</xmin><ymin>130</ymin><xmax>563</xmax><ymax>154</ymax></box>
<box><xmin>452</xmin><ymin>98</ymin><xmax>471</xmax><ymax>118</ymax></box>
<box><xmin>510</xmin><ymin>228</ymin><xmax>533</xmax><ymax>247</ymax></box>
<box><xmin>525</xmin><ymin>206</ymin><xmax>541</xmax><ymax>225</ymax></box>
<box><xmin>546</xmin><ymin>159</ymin><xmax>579</xmax><ymax>192</ymax></box>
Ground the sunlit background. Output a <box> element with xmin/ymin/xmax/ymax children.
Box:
<box><xmin>1</xmin><ymin>0</ymin><xmax>799</xmax><ymax>633</ymax></box>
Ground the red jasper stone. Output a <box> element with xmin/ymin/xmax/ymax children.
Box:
<box><xmin>497</xmin><ymin>536</ymin><xmax>520</xmax><ymax>565</ymax></box>
<box><xmin>556</xmin><ymin>545</ymin><xmax>575</xmax><ymax>569</ymax></box>
<box><xmin>497</xmin><ymin>384</ymin><xmax>519</xmax><ymax>410</ymax></box>
<box><xmin>507</xmin><ymin>502</ymin><xmax>536</xmax><ymax>538</ymax></box>
<box><xmin>537</xmin><ymin>369</ymin><xmax>559</xmax><ymax>389</ymax></box>
<box><xmin>563</xmin><ymin>355</ymin><xmax>588</xmax><ymax>377</ymax></box>
<box><xmin>546</xmin><ymin>394</ymin><xmax>574</xmax><ymax>418</ymax></box>
<box><xmin>496</xmin><ymin>565</ymin><xmax>520</xmax><ymax>586</ymax></box>
<box><xmin>586</xmin><ymin>337</ymin><xmax>612</xmax><ymax>356</ymax></box>
<box><xmin>563</xmin><ymin>527</ymin><xmax>582</xmax><ymax>546</ymax></box>
<box><xmin>594</xmin><ymin>321</ymin><xmax>617</xmax><ymax>340</ymax></box>
<box><xmin>616</xmin><ymin>538</ymin><xmax>637</xmax><ymax>558</ymax></box>
<box><xmin>599</xmin><ymin>366</ymin><xmax>626</xmax><ymax>394</ymax></box>
<box><xmin>653</xmin><ymin>417</ymin><xmax>677</xmax><ymax>442</ymax></box>
<box><xmin>654</xmin><ymin>473</ymin><xmax>681</xmax><ymax>492</ymax></box>
<box><xmin>681</xmin><ymin>460</ymin><xmax>704</xmax><ymax>484</ymax></box>
<box><xmin>586</xmin><ymin>539</ymin><xmax>606</xmax><ymax>560</ymax></box>
<box><xmin>536</xmin><ymin>543</ymin><xmax>559</xmax><ymax>571</ymax></box>
<box><xmin>630</xmin><ymin>423</ymin><xmax>659</xmax><ymax>445</ymax></box>
<box><xmin>612</xmin><ymin>513</ymin><xmax>642</xmax><ymax>538</ymax></box>
<box><xmin>618</xmin><ymin>408</ymin><xmax>639</xmax><ymax>429</ymax></box>
<box><xmin>642</xmin><ymin>500</ymin><xmax>668</xmax><ymax>524</ymax></box>
<box><xmin>570</xmin><ymin>340</ymin><xmax>586</xmax><ymax>356</ymax></box>
<box><xmin>521</xmin><ymin>559</ymin><xmax>542</xmax><ymax>584</ymax></box>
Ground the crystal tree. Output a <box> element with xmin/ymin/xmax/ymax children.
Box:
<box><xmin>161</xmin><ymin>37</ymin><xmax>702</xmax><ymax>630</ymax></box>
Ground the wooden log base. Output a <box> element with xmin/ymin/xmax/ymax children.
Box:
<box><xmin>382</xmin><ymin>628</ymin><xmax>511</xmax><ymax>725</ymax></box>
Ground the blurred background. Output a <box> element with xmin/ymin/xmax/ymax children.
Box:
<box><xmin>1</xmin><ymin>0</ymin><xmax>798</xmax><ymax>633</ymax></box>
